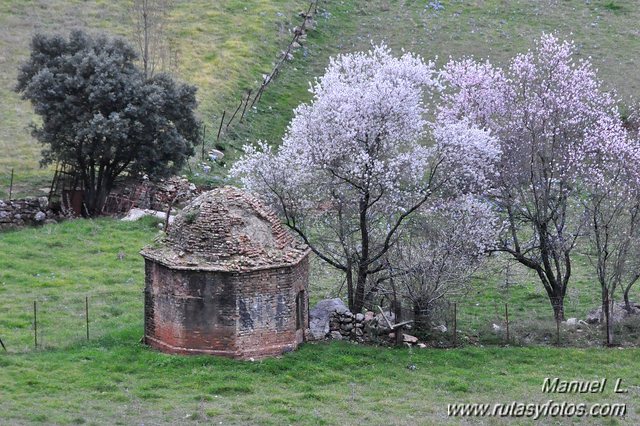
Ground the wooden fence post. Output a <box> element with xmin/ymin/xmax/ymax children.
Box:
<box><xmin>85</xmin><ymin>296</ymin><xmax>90</xmax><ymax>341</ymax></box>
<box><xmin>33</xmin><ymin>301</ymin><xmax>37</xmax><ymax>349</ymax></box>
<box><xmin>216</xmin><ymin>111</ymin><xmax>226</xmax><ymax>142</ymax></box>
<box><xmin>453</xmin><ymin>302</ymin><xmax>457</xmax><ymax>346</ymax></box>
<box><xmin>9</xmin><ymin>168</ymin><xmax>14</xmax><ymax>200</ymax></box>
<box><xmin>505</xmin><ymin>303</ymin><xmax>510</xmax><ymax>343</ymax></box>
<box><xmin>201</xmin><ymin>124</ymin><xmax>207</xmax><ymax>161</ymax></box>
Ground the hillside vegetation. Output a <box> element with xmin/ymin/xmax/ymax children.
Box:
<box><xmin>0</xmin><ymin>0</ymin><xmax>307</xmax><ymax>197</ymax></box>
<box><xmin>2</xmin><ymin>1</ymin><xmax>640</xmax><ymax>197</ymax></box>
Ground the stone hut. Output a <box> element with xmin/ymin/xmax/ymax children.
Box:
<box><xmin>140</xmin><ymin>186</ymin><xmax>310</xmax><ymax>359</ymax></box>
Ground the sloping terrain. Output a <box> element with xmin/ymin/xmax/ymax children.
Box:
<box><xmin>0</xmin><ymin>0</ymin><xmax>307</xmax><ymax>197</ymax></box>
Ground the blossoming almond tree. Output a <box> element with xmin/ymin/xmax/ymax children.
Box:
<box><xmin>439</xmin><ymin>34</ymin><xmax>625</xmax><ymax>321</ymax></box>
<box><xmin>582</xmin><ymin>117</ymin><xmax>640</xmax><ymax>344</ymax></box>
<box><xmin>385</xmin><ymin>195</ymin><xmax>499</xmax><ymax>329</ymax></box>
<box><xmin>232</xmin><ymin>45</ymin><xmax>500</xmax><ymax>313</ymax></box>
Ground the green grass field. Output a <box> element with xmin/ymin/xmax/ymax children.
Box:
<box><xmin>3</xmin><ymin>1</ymin><xmax>640</xmax><ymax>424</ymax></box>
<box><xmin>0</xmin><ymin>218</ymin><xmax>639</xmax><ymax>424</ymax></box>
<box><xmin>2</xmin><ymin>340</ymin><xmax>639</xmax><ymax>425</ymax></box>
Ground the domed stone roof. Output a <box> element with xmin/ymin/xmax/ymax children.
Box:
<box><xmin>141</xmin><ymin>186</ymin><xmax>309</xmax><ymax>271</ymax></box>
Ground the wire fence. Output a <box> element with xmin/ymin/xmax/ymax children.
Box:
<box><xmin>3</xmin><ymin>295</ymin><xmax>639</xmax><ymax>355</ymax></box>
<box><xmin>0</xmin><ymin>292</ymin><xmax>143</xmax><ymax>354</ymax></box>
<box><xmin>410</xmin><ymin>299</ymin><xmax>640</xmax><ymax>348</ymax></box>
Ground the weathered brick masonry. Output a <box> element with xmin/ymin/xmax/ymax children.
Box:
<box><xmin>141</xmin><ymin>187</ymin><xmax>310</xmax><ymax>359</ymax></box>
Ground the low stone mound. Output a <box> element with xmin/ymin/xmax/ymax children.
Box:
<box><xmin>586</xmin><ymin>302</ymin><xmax>640</xmax><ymax>325</ymax></box>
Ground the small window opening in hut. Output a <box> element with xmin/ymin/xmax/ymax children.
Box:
<box><xmin>296</xmin><ymin>290</ymin><xmax>305</xmax><ymax>330</ymax></box>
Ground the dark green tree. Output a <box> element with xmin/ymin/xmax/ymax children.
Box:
<box><xmin>16</xmin><ymin>30</ymin><xmax>199</xmax><ymax>215</ymax></box>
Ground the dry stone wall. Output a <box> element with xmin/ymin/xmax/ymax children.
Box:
<box><xmin>0</xmin><ymin>197</ymin><xmax>59</xmax><ymax>230</ymax></box>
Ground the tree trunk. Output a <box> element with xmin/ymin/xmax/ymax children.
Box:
<box><xmin>346</xmin><ymin>267</ymin><xmax>354</xmax><ymax>312</ymax></box>
<box><xmin>623</xmin><ymin>280</ymin><xmax>637</xmax><ymax>313</ymax></box>
<box><xmin>552</xmin><ymin>298</ymin><xmax>565</xmax><ymax>323</ymax></box>
<box><xmin>83</xmin><ymin>173</ymin><xmax>112</xmax><ymax>216</ymax></box>
<box><xmin>544</xmin><ymin>288</ymin><xmax>566</xmax><ymax>322</ymax></box>
<box><xmin>603</xmin><ymin>293</ymin><xmax>613</xmax><ymax>346</ymax></box>
<box><xmin>353</xmin><ymin>266</ymin><xmax>367</xmax><ymax>314</ymax></box>
<box><xmin>413</xmin><ymin>298</ymin><xmax>430</xmax><ymax>332</ymax></box>
<box><xmin>624</xmin><ymin>288</ymin><xmax>632</xmax><ymax>313</ymax></box>
<box><xmin>608</xmin><ymin>298</ymin><xmax>615</xmax><ymax>346</ymax></box>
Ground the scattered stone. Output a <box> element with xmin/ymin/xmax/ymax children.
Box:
<box><xmin>34</xmin><ymin>211</ymin><xmax>46</xmax><ymax>222</ymax></box>
<box><xmin>122</xmin><ymin>208</ymin><xmax>175</xmax><ymax>224</ymax></box>
<box><xmin>432</xmin><ymin>324</ymin><xmax>447</xmax><ymax>333</ymax></box>
<box><xmin>565</xmin><ymin>318</ymin><xmax>578</xmax><ymax>326</ymax></box>
<box><xmin>492</xmin><ymin>323</ymin><xmax>502</xmax><ymax>333</ymax></box>
<box><xmin>403</xmin><ymin>333</ymin><xmax>418</xmax><ymax>344</ymax></box>
<box><xmin>309</xmin><ymin>298</ymin><xmax>349</xmax><ymax>340</ymax></box>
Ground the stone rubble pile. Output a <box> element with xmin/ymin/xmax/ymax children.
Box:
<box><xmin>150</xmin><ymin>176</ymin><xmax>200</xmax><ymax>211</ymax></box>
<box><xmin>585</xmin><ymin>302</ymin><xmax>640</xmax><ymax>325</ymax></box>
<box><xmin>310</xmin><ymin>298</ymin><xmax>423</xmax><ymax>346</ymax></box>
<box><xmin>106</xmin><ymin>175</ymin><xmax>201</xmax><ymax>214</ymax></box>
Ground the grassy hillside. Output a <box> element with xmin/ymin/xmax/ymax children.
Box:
<box><xmin>0</xmin><ymin>0</ymin><xmax>308</xmax><ymax>198</ymax></box>
<box><xmin>217</xmin><ymin>0</ymin><xmax>640</xmax><ymax>177</ymax></box>
<box><xmin>3</xmin><ymin>1</ymin><xmax>640</xmax><ymax>197</ymax></box>
<box><xmin>2</xmin><ymin>218</ymin><xmax>637</xmax><ymax>352</ymax></box>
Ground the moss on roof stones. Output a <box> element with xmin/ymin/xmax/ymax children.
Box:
<box><xmin>140</xmin><ymin>186</ymin><xmax>309</xmax><ymax>271</ymax></box>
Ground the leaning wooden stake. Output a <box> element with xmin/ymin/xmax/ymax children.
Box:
<box><xmin>226</xmin><ymin>97</ymin><xmax>244</xmax><ymax>130</ymax></box>
<box><xmin>240</xmin><ymin>89</ymin><xmax>252</xmax><ymax>122</ymax></box>
<box><xmin>216</xmin><ymin>110</ymin><xmax>226</xmax><ymax>142</ymax></box>
<box><xmin>376</xmin><ymin>305</ymin><xmax>393</xmax><ymax>329</ymax></box>
<box><xmin>0</xmin><ymin>336</ymin><xmax>6</xmax><ymax>351</ymax></box>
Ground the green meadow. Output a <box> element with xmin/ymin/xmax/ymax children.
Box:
<box><xmin>3</xmin><ymin>1</ymin><xmax>640</xmax><ymax>424</ymax></box>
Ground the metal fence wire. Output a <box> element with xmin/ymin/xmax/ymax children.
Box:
<box><xmin>0</xmin><ymin>292</ymin><xmax>141</xmax><ymax>354</ymax></box>
<box><xmin>2</xmin><ymin>293</ymin><xmax>639</xmax><ymax>353</ymax></box>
